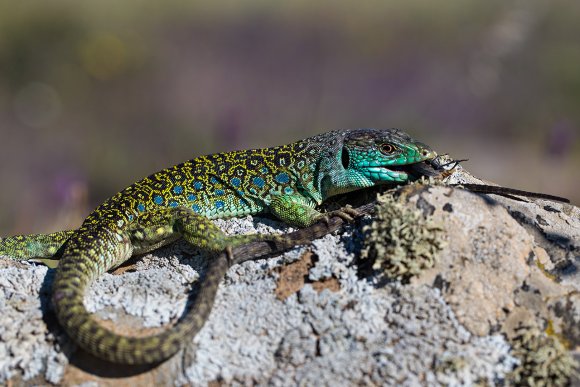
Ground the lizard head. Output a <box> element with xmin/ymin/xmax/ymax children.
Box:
<box><xmin>341</xmin><ymin>128</ymin><xmax>437</xmax><ymax>183</ymax></box>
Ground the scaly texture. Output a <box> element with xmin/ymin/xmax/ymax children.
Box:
<box><xmin>0</xmin><ymin>128</ymin><xmax>436</xmax><ymax>364</ymax></box>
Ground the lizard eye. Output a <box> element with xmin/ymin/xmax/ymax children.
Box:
<box><xmin>379</xmin><ymin>144</ymin><xmax>396</xmax><ymax>154</ymax></box>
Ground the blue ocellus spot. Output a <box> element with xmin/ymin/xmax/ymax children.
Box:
<box><xmin>275</xmin><ymin>173</ymin><xmax>290</xmax><ymax>184</ymax></box>
<box><xmin>169</xmin><ymin>201</ymin><xmax>178</xmax><ymax>208</ymax></box>
<box><xmin>173</xmin><ymin>185</ymin><xmax>183</xmax><ymax>194</ymax></box>
<box><xmin>215</xmin><ymin>200</ymin><xmax>225</xmax><ymax>209</ymax></box>
<box><xmin>231</xmin><ymin>177</ymin><xmax>241</xmax><ymax>187</ymax></box>
<box><xmin>191</xmin><ymin>204</ymin><xmax>201</xmax><ymax>213</ymax></box>
<box><xmin>210</xmin><ymin>177</ymin><xmax>218</xmax><ymax>184</ymax></box>
<box><xmin>284</xmin><ymin>186</ymin><xmax>294</xmax><ymax>194</ymax></box>
<box><xmin>261</xmin><ymin>167</ymin><xmax>269</xmax><ymax>174</ymax></box>
<box><xmin>128</xmin><ymin>214</ymin><xmax>134</xmax><ymax>221</ymax></box>
<box><xmin>154</xmin><ymin>195</ymin><xmax>164</xmax><ymax>205</ymax></box>
<box><xmin>187</xmin><ymin>194</ymin><xmax>197</xmax><ymax>201</ymax></box>
<box><xmin>193</xmin><ymin>181</ymin><xmax>203</xmax><ymax>190</ymax></box>
<box><xmin>253</xmin><ymin>177</ymin><xmax>265</xmax><ymax>188</ymax></box>
<box><xmin>137</xmin><ymin>203</ymin><xmax>146</xmax><ymax>212</ymax></box>
<box><xmin>215</xmin><ymin>189</ymin><xmax>225</xmax><ymax>196</ymax></box>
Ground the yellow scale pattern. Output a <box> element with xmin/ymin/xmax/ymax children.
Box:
<box><xmin>84</xmin><ymin>140</ymin><xmax>319</xmax><ymax>227</ymax></box>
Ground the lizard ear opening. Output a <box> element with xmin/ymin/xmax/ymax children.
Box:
<box><xmin>341</xmin><ymin>147</ymin><xmax>350</xmax><ymax>169</ymax></box>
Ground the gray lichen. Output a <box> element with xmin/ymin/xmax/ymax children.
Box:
<box><xmin>361</xmin><ymin>192</ymin><xmax>445</xmax><ymax>282</ymax></box>
<box><xmin>508</xmin><ymin>323</ymin><xmax>578</xmax><ymax>387</ymax></box>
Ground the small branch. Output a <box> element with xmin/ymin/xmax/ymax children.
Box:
<box><xmin>229</xmin><ymin>201</ymin><xmax>377</xmax><ymax>266</ymax></box>
<box><xmin>450</xmin><ymin>183</ymin><xmax>570</xmax><ymax>204</ymax></box>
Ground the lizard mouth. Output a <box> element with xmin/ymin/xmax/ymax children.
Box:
<box><xmin>387</xmin><ymin>161</ymin><xmax>441</xmax><ymax>178</ymax></box>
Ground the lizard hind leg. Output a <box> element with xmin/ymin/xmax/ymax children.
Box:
<box><xmin>171</xmin><ymin>207</ymin><xmax>269</xmax><ymax>254</ymax></box>
<box><xmin>126</xmin><ymin>206</ymin><xmax>276</xmax><ymax>258</ymax></box>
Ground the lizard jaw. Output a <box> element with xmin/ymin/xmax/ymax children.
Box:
<box><xmin>364</xmin><ymin>166</ymin><xmax>409</xmax><ymax>183</ymax></box>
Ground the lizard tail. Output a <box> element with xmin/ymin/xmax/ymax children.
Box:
<box><xmin>0</xmin><ymin>230</ymin><xmax>75</xmax><ymax>260</ymax></box>
<box><xmin>52</xmin><ymin>224</ymin><xmax>227</xmax><ymax>364</ymax></box>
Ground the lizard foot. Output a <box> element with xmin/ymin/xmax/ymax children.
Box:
<box><xmin>319</xmin><ymin>205</ymin><xmax>362</xmax><ymax>225</ymax></box>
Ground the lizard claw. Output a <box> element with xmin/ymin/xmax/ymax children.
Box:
<box><xmin>323</xmin><ymin>205</ymin><xmax>362</xmax><ymax>224</ymax></box>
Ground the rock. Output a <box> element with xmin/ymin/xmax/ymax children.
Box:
<box><xmin>0</xmin><ymin>168</ymin><xmax>578</xmax><ymax>385</ymax></box>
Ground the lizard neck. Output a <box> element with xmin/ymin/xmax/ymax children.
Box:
<box><xmin>305</xmin><ymin>131</ymin><xmax>371</xmax><ymax>201</ymax></box>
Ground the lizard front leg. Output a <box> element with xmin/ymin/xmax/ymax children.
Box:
<box><xmin>269</xmin><ymin>193</ymin><xmax>360</xmax><ymax>228</ymax></box>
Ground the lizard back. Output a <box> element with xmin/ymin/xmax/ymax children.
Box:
<box><xmin>82</xmin><ymin>131</ymin><xmax>342</xmax><ymax>228</ymax></box>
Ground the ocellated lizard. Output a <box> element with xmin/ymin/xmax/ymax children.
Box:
<box><xmin>0</xmin><ymin>128</ymin><xmax>436</xmax><ymax>364</ymax></box>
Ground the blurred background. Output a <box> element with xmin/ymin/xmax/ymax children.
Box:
<box><xmin>0</xmin><ymin>0</ymin><xmax>578</xmax><ymax>235</ymax></box>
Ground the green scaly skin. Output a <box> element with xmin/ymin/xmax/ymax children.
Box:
<box><xmin>0</xmin><ymin>128</ymin><xmax>436</xmax><ymax>364</ymax></box>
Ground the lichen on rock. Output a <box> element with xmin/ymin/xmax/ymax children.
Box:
<box><xmin>508</xmin><ymin>322</ymin><xmax>578</xmax><ymax>387</ymax></box>
<box><xmin>361</xmin><ymin>192</ymin><xmax>446</xmax><ymax>282</ymax></box>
